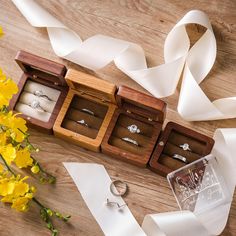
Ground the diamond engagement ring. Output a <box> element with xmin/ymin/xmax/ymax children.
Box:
<box><xmin>172</xmin><ymin>154</ymin><xmax>188</xmax><ymax>164</ymax></box>
<box><xmin>81</xmin><ymin>108</ymin><xmax>95</xmax><ymax>116</ymax></box>
<box><xmin>179</xmin><ymin>143</ymin><xmax>191</xmax><ymax>151</ymax></box>
<box><xmin>76</xmin><ymin>119</ymin><xmax>89</xmax><ymax>127</ymax></box>
<box><xmin>34</xmin><ymin>90</ymin><xmax>52</xmax><ymax>101</ymax></box>
<box><xmin>29</xmin><ymin>100</ymin><xmax>46</xmax><ymax>112</ymax></box>
<box><xmin>121</xmin><ymin>137</ymin><xmax>139</xmax><ymax>146</ymax></box>
<box><xmin>127</xmin><ymin>124</ymin><xmax>140</xmax><ymax>134</ymax></box>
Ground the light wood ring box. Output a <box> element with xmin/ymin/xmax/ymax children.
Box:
<box><xmin>53</xmin><ymin>69</ymin><xmax>117</xmax><ymax>152</ymax></box>
<box><xmin>9</xmin><ymin>50</ymin><xmax>68</xmax><ymax>134</ymax></box>
<box><xmin>149</xmin><ymin>122</ymin><xmax>215</xmax><ymax>177</ymax></box>
<box><xmin>101</xmin><ymin>85</ymin><xmax>167</xmax><ymax>167</ymax></box>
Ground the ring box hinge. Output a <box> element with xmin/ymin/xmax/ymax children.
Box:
<box><xmin>77</xmin><ymin>90</ymin><xmax>110</xmax><ymax>103</ymax></box>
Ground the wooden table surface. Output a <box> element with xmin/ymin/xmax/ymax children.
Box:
<box><xmin>0</xmin><ymin>0</ymin><xmax>236</xmax><ymax>235</ymax></box>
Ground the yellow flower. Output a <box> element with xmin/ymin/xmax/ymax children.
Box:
<box><xmin>11</xmin><ymin>196</ymin><xmax>30</xmax><ymax>212</ymax></box>
<box><xmin>15</xmin><ymin>148</ymin><xmax>33</xmax><ymax>168</ymax></box>
<box><xmin>0</xmin><ymin>111</ymin><xmax>28</xmax><ymax>143</ymax></box>
<box><xmin>0</xmin><ymin>144</ymin><xmax>16</xmax><ymax>165</ymax></box>
<box><xmin>0</xmin><ymin>181</ymin><xmax>15</xmax><ymax>196</ymax></box>
<box><xmin>0</xmin><ymin>70</ymin><xmax>18</xmax><ymax>108</ymax></box>
<box><xmin>0</xmin><ymin>132</ymin><xmax>7</xmax><ymax>146</ymax></box>
<box><xmin>0</xmin><ymin>27</ymin><xmax>3</xmax><ymax>37</ymax></box>
<box><xmin>13</xmin><ymin>182</ymin><xmax>29</xmax><ymax>197</ymax></box>
<box><xmin>31</xmin><ymin>165</ymin><xmax>40</xmax><ymax>174</ymax></box>
<box><xmin>0</xmin><ymin>164</ymin><xmax>4</xmax><ymax>173</ymax></box>
<box><xmin>8</xmin><ymin>113</ymin><xmax>27</xmax><ymax>143</ymax></box>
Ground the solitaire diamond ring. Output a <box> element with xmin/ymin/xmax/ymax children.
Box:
<box><xmin>121</xmin><ymin>137</ymin><xmax>139</xmax><ymax>146</ymax></box>
<box><xmin>172</xmin><ymin>154</ymin><xmax>188</xmax><ymax>164</ymax></box>
<box><xmin>127</xmin><ymin>124</ymin><xmax>140</xmax><ymax>134</ymax></box>
<box><xmin>34</xmin><ymin>90</ymin><xmax>52</xmax><ymax>101</ymax></box>
<box><xmin>179</xmin><ymin>143</ymin><xmax>191</xmax><ymax>151</ymax></box>
<box><xmin>81</xmin><ymin>108</ymin><xmax>95</xmax><ymax>116</ymax></box>
<box><xmin>29</xmin><ymin>100</ymin><xmax>46</xmax><ymax>112</ymax></box>
<box><xmin>76</xmin><ymin>119</ymin><xmax>89</xmax><ymax>127</ymax></box>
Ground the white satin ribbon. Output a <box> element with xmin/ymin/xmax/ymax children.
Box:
<box><xmin>12</xmin><ymin>0</ymin><xmax>236</xmax><ymax>121</ymax></box>
<box><xmin>64</xmin><ymin>128</ymin><xmax>236</xmax><ymax>236</ymax></box>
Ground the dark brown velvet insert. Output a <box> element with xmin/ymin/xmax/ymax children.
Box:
<box><xmin>108</xmin><ymin>114</ymin><xmax>154</xmax><ymax>155</ymax></box>
<box><xmin>62</xmin><ymin>95</ymin><xmax>108</xmax><ymax>139</ymax></box>
<box><xmin>158</xmin><ymin>130</ymin><xmax>205</xmax><ymax>169</ymax></box>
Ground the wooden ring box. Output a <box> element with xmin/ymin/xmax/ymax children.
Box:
<box><xmin>9</xmin><ymin>50</ymin><xmax>68</xmax><ymax>133</ymax></box>
<box><xmin>53</xmin><ymin>69</ymin><xmax>117</xmax><ymax>152</ymax></box>
<box><xmin>149</xmin><ymin>122</ymin><xmax>215</xmax><ymax>177</ymax></box>
<box><xmin>101</xmin><ymin>85</ymin><xmax>167</xmax><ymax>167</ymax></box>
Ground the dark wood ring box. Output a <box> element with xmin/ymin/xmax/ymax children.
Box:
<box><xmin>101</xmin><ymin>85</ymin><xmax>167</xmax><ymax>167</ymax></box>
<box><xmin>149</xmin><ymin>122</ymin><xmax>215</xmax><ymax>177</ymax></box>
<box><xmin>53</xmin><ymin>69</ymin><xmax>117</xmax><ymax>152</ymax></box>
<box><xmin>9</xmin><ymin>50</ymin><xmax>68</xmax><ymax>133</ymax></box>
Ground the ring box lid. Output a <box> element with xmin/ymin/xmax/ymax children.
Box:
<box><xmin>65</xmin><ymin>69</ymin><xmax>117</xmax><ymax>104</ymax></box>
<box><xmin>15</xmin><ymin>50</ymin><xmax>67</xmax><ymax>86</ymax></box>
<box><xmin>116</xmin><ymin>86</ymin><xmax>166</xmax><ymax>122</ymax></box>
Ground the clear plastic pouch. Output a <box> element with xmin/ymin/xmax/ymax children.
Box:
<box><xmin>167</xmin><ymin>154</ymin><xmax>230</xmax><ymax>214</ymax></box>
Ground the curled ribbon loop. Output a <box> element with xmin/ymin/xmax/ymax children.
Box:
<box><xmin>12</xmin><ymin>0</ymin><xmax>236</xmax><ymax>121</ymax></box>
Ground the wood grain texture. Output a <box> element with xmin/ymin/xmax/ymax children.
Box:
<box><xmin>116</xmin><ymin>85</ymin><xmax>167</xmax><ymax>122</ymax></box>
<box><xmin>54</xmin><ymin>87</ymin><xmax>117</xmax><ymax>152</ymax></box>
<box><xmin>0</xmin><ymin>0</ymin><xmax>236</xmax><ymax>235</ymax></box>
<box><xmin>149</xmin><ymin>122</ymin><xmax>215</xmax><ymax>176</ymax></box>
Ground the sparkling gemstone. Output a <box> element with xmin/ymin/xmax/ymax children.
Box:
<box><xmin>128</xmin><ymin>124</ymin><xmax>140</xmax><ymax>133</ymax></box>
<box><xmin>182</xmin><ymin>143</ymin><xmax>189</xmax><ymax>151</ymax></box>
<box><xmin>31</xmin><ymin>100</ymin><xmax>40</xmax><ymax>109</ymax></box>
<box><xmin>34</xmin><ymin>90</ymin><xmax>43</xmax><ymax>96</ymax></box>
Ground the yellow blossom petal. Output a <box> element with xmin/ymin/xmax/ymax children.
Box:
<box><xmin>0</xmin><ymin>27</ymin><xmax>3</xmax><ymax>37</ymax></box>
<box><xmin>10</xmin><ymin>116</ymin><xmax>27</xmax><ymax>142</ymax></box>
<box><xmin>15</xmin><ymin>148</ymin><xmax>33</xmax><ymax>168</ymax></box>
<box><xmin>0</xmin><ymin>144</ymin><xmax>16</xmax><ymax>165</ymax></box>
<box><xmin>0</xmin><ymin>164</ymin><xmax>4</xmax><ymax>173</ymax></box>
<box><xmin>13</xmin><ymin>182</ymin><xmax>29</xmax><ymax>197</ymax></box>
<box><xmin>1</xmin><ymin>195</ymin><xmax>14</xmax><ymax>203</ymax></box>
<box><xmin>0</xmin><ymin>182</ymin><xmax>15</xmax><ymax>196</ymax></box>
<box><xmin>11</xmin><ymin>196</ymin><xmax>29</xmax><ymax>212</ymax></box>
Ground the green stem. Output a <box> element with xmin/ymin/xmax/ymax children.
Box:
<box><xmin>31</xmin><ymin>155</ymin><xmax>55</xmax><ymax>181</ymax></box>
<box><xmin>32</xmin><ymin>197</ymin><xmax>45</xmax><ymax>209</ymax></box>
<box><xmin>0</xmin><ymin>154</ymin><xmax>16</xmax><ymax>176</ymax></box>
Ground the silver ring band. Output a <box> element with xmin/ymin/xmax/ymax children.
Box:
<box><xmin>121</xmin><ymin>137</ymin><xmax>139</xmax><ymax>146</ymax></box>
<box><xmin>76</xmin><ymin>119</ymin><xmax>89</xmax><ymax>127</ymax></box>
<box><xmin>110</xmin><ymin>180</ymin><xmax>128</xmax><ymax>196</ymax></box>
<box><xmin>34</xmin><ymin>90</ymin><xmax>52</xmax><ymax>101</ymax></box>
<box><xmin>105</xmin><ymin>199</ymin><xmax>127</xmax><ymax>209</ymax></box>
<box><xmin>179</xmin><ymin>143</ymin><xmax>191</xmax><ymax>151</ymax></box>
<box><xmin>29</xmin><ymin>100</ymin><xmax>46</xmax><ymax>112</ymax></box>
<box><xmin>173</xmin><ymin>154</ymin><xmax>188</xmax><ymax>163</ymax></box>
<box><xmin>127</xmin><ymin>124</ymin><xmax>140</xmax><ymax>134</ymax></box>
<box><xmin>81</xmin><ymin>108</ymin><xmax>95</xmax><ymax>116</ymax></box>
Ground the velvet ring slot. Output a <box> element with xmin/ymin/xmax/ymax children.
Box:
<box><xmin>148</xmin><ymin>122</ymin><xmax>215</xmax><ymax>177</ymax></box>
<box><xmin>101</xmin><ymin>85</ymin><xmax>166</xmax><ymax>167</ymax></box>
<box><xmin>9</xmin><ymin>50</ymin><xmax>68</xmax><ymax>133</ymax></box>
<box><xmin>53</xmin><ymin>69</ymin><xmax>117</xmax><ymax>152</ymax></box>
